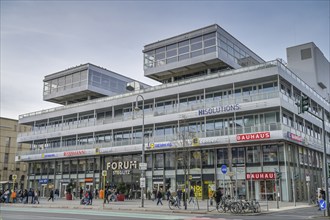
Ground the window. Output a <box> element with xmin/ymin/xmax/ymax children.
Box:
<box><xmin>217</xmin><ymin>148</ymin><xmax>228</xmax><ymax>165</ymax></box>
<box><xmin>301</xmin><ymin>48</ymin><xmax>312</xmax><ymax>60</ymax></box>
<box><xmin>232</xmin><ymin>147</ymin><xmax>245</xmax><ymax>164</ymax></box>
<box><xmin>165</xmin><ymin>152</ymin><xmax>175</xmax><ymax>169</ymax></box>
<box><xmin>4</xmin><ymin>153</ymin><xmax>9</xmax><ymax>163</ymax></box>
<box><xmin>246</xmin><ymin>146</ymin><xmax>260</xmax><ymax>163</ymax></box>
<box><xmin>5</xmin><ymin>137</ymin><xmax>11</xmax><ymax>147</ymax></box>
<box><xmin>155</xmin><ymin>153</ymin><xmax>164</xmax><ymax>169</ymax></box>
<box><xmin>190</xmin><ymin>150</ymin><xmax>201</xmax><ymax>169</ymax></box>
<box><xmin>263</xmin><ymin>145</ymin><xmax>278</xmax><ymax>162</ymax></box>
<box><xmin>202</xmin><ymin>149</ymin><xmax>214</xmax><ymax>168</ymax></box>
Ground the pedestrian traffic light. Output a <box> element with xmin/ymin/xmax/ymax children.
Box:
<box><xmin>300</xmin><ymin>96</ymin><xmax>310</xmax><ymax>114</ymax></box>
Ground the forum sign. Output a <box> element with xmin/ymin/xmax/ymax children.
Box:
<box><xmin>106</xmin><ymin>160</ymin><xmax>138</xmax><ymax>175</ymax></box>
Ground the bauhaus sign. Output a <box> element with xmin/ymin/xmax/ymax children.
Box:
<box><xmin>236</xmin><ymin>132</ymin><xmax>270</xmax><ymax>141</ymax></box>
<box><xmin>246</xmin><ymin>172</ymin><xmax>275</xmax><ymax>180</ymax></box>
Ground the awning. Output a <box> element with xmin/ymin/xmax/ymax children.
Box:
<box><xmin>0</xmin><ymin>181</ymin><xmax>8</xmax><ymax>184</ymax></box>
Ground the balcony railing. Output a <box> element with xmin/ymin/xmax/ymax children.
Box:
<box><xmin>18</xmin><ymin>91</ymin><xmax>280</xmax><ymax>138</ymax></box>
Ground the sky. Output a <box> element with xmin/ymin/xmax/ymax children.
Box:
<box><xmin>1</xmin><ymin>0</ymin><xmax>329</xmax><ymax>120</ymax></box>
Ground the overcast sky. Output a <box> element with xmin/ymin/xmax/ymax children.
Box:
<box><xmin>1</xmin><ymin>0</ymin><xmax>329</xmax><ymax>120</ymax></box>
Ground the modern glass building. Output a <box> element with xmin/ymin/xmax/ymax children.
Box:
<box><xmin>16</xmin><ymin>25</ymin><xmax>330</xmax><ymax>202</ymax></box>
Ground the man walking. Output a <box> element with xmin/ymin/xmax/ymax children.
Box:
<box><xmin>48</xmin><ymin>189</ymin><xmax>54</xmax><ymax>202</ymax></box>
<box><xmin>156</xmin><ymin>189</ymin><xmax>163</xmax><ymax>205</ymax></box>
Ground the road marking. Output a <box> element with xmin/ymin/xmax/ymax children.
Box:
<box><xmin>0</xmin><ymin>207</ymin><xmax>190</xmax><ymax>220</ymax></box>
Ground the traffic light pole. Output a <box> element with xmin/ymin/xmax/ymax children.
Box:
<box><xmin>297</xmin><ymin>97</ymin><xmax>328</xmax><ymax>216</ymax></box>
<box><xmin>321</xmin><ymin>108</ymin><xmax>329</xmax><ymax>216</ymax></box>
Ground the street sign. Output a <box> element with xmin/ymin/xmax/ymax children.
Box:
<box><xmin>139</xmin><ymin>163</ymin><xmax>147</xmax><ymax>170</ymax></box>
<box><xmin>102</xmin><ymin>170</ymin><xmax>107</xmax><ymax>177</ymax></box>
<box><xmin>319</xmin><ymin>199</ymin><xmax>326</xmax><ymax>211</ymax></box>
<box><xmin>140</xmin><ymin>177</ymin><xmax>145</xmax><ymax>188</ymax></box>
<box><xmin>227</xmin><ymin>171</ymin><xmax>235</xmax><ymax>177</ymax></box>
<box><xmin>12</xmin><ymin>174</ymin><xmax>17</xmax><ymax>180</ymax></box>
<box><xmin>306</xmin><ymin>175</ymin><xmax>310</xmax><ymax>182</ymax></box>
<box><xmin>221</xmin><ymin>165</ymin><xmax>227</xmax><ymax>174</ymax></box>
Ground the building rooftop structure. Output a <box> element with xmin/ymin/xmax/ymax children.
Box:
<box><xmin>43</xmin><ymin>63</ymin><xmax>150</xmax><ymax>105</ymax></box>
<box><xmin>143</xmin><ymin>24</ymin><xmax>265</xmax><ymax>83</ymax></box>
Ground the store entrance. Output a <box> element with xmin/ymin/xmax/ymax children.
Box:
<box><xmin>153</xmin><ymin>182</ymin><xmax>163</xmax><ymax>192</ymax></box>
<box><xmin>260</xmin><ymin>180</ymin><xmax>275</xmax><ymax>201</ymax></box>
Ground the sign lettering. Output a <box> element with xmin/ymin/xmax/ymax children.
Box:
<box><xmin>236</xmin><ymin>132</ymin><xmax>270</xmax><ymax>141</ymax></box>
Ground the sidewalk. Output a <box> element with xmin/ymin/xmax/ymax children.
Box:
<box><xmin>1</xmin><ymin>197</ymin><xmax>320</xmax><ymax>215</ymax></box>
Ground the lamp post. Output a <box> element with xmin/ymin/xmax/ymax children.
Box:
<box><xmin>135</xmin><ymin>95</ymin><xmax>145</xmax><ymax>208</ymax></box>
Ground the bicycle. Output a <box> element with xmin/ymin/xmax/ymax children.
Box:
<box><xmin>168</xmin><ymin>195</ymin><xmax>180</xmax><ymax>210</ymax></box>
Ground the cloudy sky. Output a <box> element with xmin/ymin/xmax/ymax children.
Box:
<box><xmin>1</xmin><ymin>0</ymin><xmax>329</xmax><ymax>120</ymax></box>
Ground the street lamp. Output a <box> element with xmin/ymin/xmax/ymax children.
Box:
<box><xmin>135</xmin><ymin>94</ymin><xmax>145</xmax><ymax>208</ymax></box>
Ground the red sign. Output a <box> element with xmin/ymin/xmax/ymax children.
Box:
<box><xmin>287</xmin><ymin>132</ymin><xmax>303</xmax><ymax>143</ymax></box>
<box><xmin>85</xmin><ymin>178</ymin><xmax>93</xmax><ymax>182</ymax></box>
<box><xmin>246</xmin><ymin>172</ymin><xmax>275</xmax><ymax>180</ymax></box>
<box><xmin>236</xmin><ymin>132</ymin><xmax>270</xmax><ymax>141</ymax></box>
<box><xmin>64</xmin><ymin>150</ymin><xmax>86</xmax><ymax>157</ymax></box>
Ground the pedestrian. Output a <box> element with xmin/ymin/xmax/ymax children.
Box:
<box><xmin>30</xmin><ymin>188</ymin><xmax>35</xmax><ymax>204</ymax></box>
<box><xmin>23</xmin><ymin>189</ymin><xmax>28</xmax><ymax>204</ymax></box>
<box><xmin>88</xmin><ymin>190</ymin><xmax>93</xmax><ymax>205</ymax></box>
<box><xmin>11</xmin><ymin>189</ymin><xmax>17</xmax><ymax>203</ymax></box>
<box><xmin>214</xmin><ymin>187</ymin><xmax>223</xmax><ymax>207</ymax></box>
<box><xmin>80</xmin><ymin>187</ymin><xmax>83</xmax><ymax>200</ymax></box>
<box><xmin>156</xmin><ymin>189</ymin><xmax>163</xmax><ymax>206</ymax></box>
<box><xmin>55</xmin><ymin>189</ymin><xmax>59</xmax><ymax>200</ymax></box>
<box><xmin>188</xmin><ymin>187</ymin><xmax>195</xmax><ymax>204</ymax></box>
<box><xmin>34</xmin><ymin>189</ymin><xmax>40</xmax><ymax>204</ymax></box>
<box><xmin>177</xmin><ymin>188</ymin><xmax>182</xmax><ymax>207</ymax></box>
<box><xmin>166</xmin><ymin>189</ymin><xmax>171</xmax><ymax>201</ymax></box>
<box><xmin>48</xmin><ymin>189</ymin><xmax>54</xmax><ymax>202</ymax></box>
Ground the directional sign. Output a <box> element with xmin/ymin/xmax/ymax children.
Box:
<box><xmin>221</xmin><ymin>165</ymin><xmax>227</xmax><ymax>174</ymax></box>
<box><xmin>102</xmin><ymin>170</ymin><xmax>107</xmax><ymax>177</ymax></box>
<box><xmin>140</xmin><ymin>177</ymin><xmax>145</xmax><ymax>188</ymax></box>
<box><xmin>139</xmin><ymin>163</ymin><xmax>147</xmax><ymax>171</ymax></box>
<box><xmin>12</xmin><ymin>174</ymin><xmax>17</xmax><ymax>180</ymax></box>
<box><xmin>319</xmin><ymin>199</ymin><xmax>326</xmax><ymax>211</ymax></box>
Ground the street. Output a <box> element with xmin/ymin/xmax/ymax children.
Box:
<box><xmin>0</xmin><ymin>206</ymin><xmax>327</xmax><ymax>220</ymax></box>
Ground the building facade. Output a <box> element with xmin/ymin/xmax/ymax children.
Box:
<box><xmin>16</xmin><ymin>25</ymin><xmax>330</xmax><ymax>202</ymax></box>
<box><xmin>0</xmin><ymin>117</ymin><xmax>30</xmax><ymax>191</ymax></box>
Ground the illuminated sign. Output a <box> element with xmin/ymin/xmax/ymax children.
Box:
<box><xmin>198</xmin><ymin>104</ymin><xmax>240</xmax><ymax>116</ymax></box>
<box><xmin>246</xmin><ymin>172</ymin><xmax>275</xmax><ymax>180</ymax></box>
<box><xmin>236</xmin><ymin>132</ymin><xmax>270</xmax><ymax>141</ymax></box>
<box><xmin>85</xmin><ymin>178</ymin><xmax>93</xmax><ymax>182</ymax></box>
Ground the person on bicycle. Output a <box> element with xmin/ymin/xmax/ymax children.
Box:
<box><xmin>214</xmin><ymin>187</ymin><xmax>223</xmax><ymax>206</ymax></box>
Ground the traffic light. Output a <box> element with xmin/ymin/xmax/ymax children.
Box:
<box><xmin>300</xmin><ymin>96</ymin><xmax>310</xmax><ymax>113</ymax></box>
<box><xmin>275</xmin><ymin>171</ymin><xmax>282</xmax><ymax>180</ymax></box>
